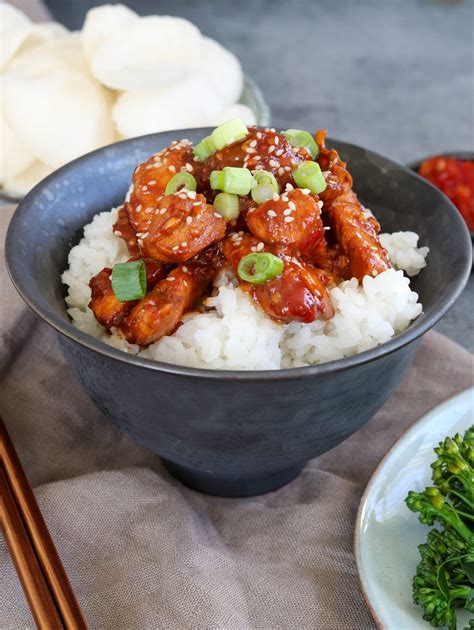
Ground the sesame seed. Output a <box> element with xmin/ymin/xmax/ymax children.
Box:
<box><xmin>136</xmin><ymin>204</ymin><xmax>142</xmax><ymax>212</ymax></box>
<box><xmin>317</xmin><ymin>200</ymin><xmax>324</xmax><ymax>209</ymax></box>
<box><xmin>141</xmin><ymin>186</ymin><xmax>148</xmax><ymax>192</ymax></box>
<box><xmin>247</xmin><ymin>207</ymin><xmax>256</xmax><ymax>213</ymax></box>
<box><xmin>257</xmin><ymin>242</ymin><xmax>264</xmax><ymax>251</ymax></box>
<box><xmin>145</xmin><ymin>207</ymin><xmax>154</xmax><ymax>213</ymax></box>
<box><xmin>181</xmin><ymin>241</ymin><xmax>187</xmax><ymax>247</ymax></box>
<box><xmin>246</xmin><ymin>147</ymin><xmax>256</xmax><ymax>154</ymax></box>
<box><xmin>230</xmin><ymin>233</ymin><xmax>238</xmax><ymax>240</ymax></box>
<box><xmin>270</xmin><ymin>128</ymin><xmax>276</xmax><ymax>132</ymax></box>
<box><xmin>284</xmin><ymin>166</ymin><xmax>292</xmax><ymax>172</ymax></box>
<box><xmin>186</xmin><ymin>216</ymin><xmax>193</xmax><ymax>225</ymax></box>
<box><xmin>269</xmin><ymin>159</ymin><xmax>277</xmax><ymax>167</ymax></box>
<box><xmin>159</xmin><ymin>208</ymin><xmax>167</xmax><ymax>214</ymax></box>
<box><xmin>113</xmin><ymin>230</ymin><xmax>122</xmax><ymax>236</ymax></box>
<box><xmin>324</xmin><ymin>226</ymin><xmax>331</xmax><ymax>231</ymax></box>
<box><xmin>196</xmin><ymin>213</ymin><xmax>202</xmax><ymax>220</ymax></box>
<box><xmin>255</xmin><ymin>164</ymin><xmax>264</xmax><ymax>170</ymax></box>
<box><xmin>284</xmin><ymin>216</ymin><xmax>295</xmax><ymax>223</ymax></box>
<box><xmin>272</xmin><ymin>193</ymin><xmax>279</xmax><ymax>201</ymax></box>
<box><xmin>278</xmin><ymin>167</ymin><xmax>284</xmax><ymax>176</ymax></box>
<box><xmin>185</xmin><ymin>163</ymin><xmax>193</xmax><ymax>172</ymax></box>
<box><xmin>268</xmin><ymin>145</ymin><xmax>275</xmax><ymax>153</ymax></box>
<box><xmin>250</xmin><ymin>246</ymin><xmax>257</xmax><ymax>252</ymax></box>
<box><xmin>146</xmin><ymin>164</ymin><xmax>154</xmax><ymax>169</ymax></box>
<box><xmin>168</xmin><ymin>165</ymin><xmax>176</xmax><ymax>172</ymax></box>
<box><xmin>187</xmin><ymin>191</ymin><xmax>196</xmax><ymax>199</ymax></box>
<box><xmin>301</xmin><ymin>188</ymin><xmax>310</xmax><ymax>195</ymax></box>
<box><xmin>289</xmin><ymin>201</ymin><xmax>296</xmax><ymax>210</ymax></box>
<box><xmin>192</xmin><ymin>201</ymin><xmax>201</xmax><ymax>206</ymax></box>
<box><xmin>322</xmin><ymin>170</ymin><xmax>330</xmax><ymax>177</ymax></box>
<box><xmin>286</xmin><ymin>183</ymin><xmax>294</xmax><ymax>191</ymax></box>
<box><xmin>281</xmin><ymin>194</ymin><xmax>289</xmax><ymax>202</ymax></box>
<box><xmin>256</xmin><ymin>132</ymin><xmax>262</xmax><ymax>139</ymax></box>
<box><xmin>283</xmin><ymin>208</ymin><xmax>292</xmax><ymax>216</ymax></box>
<box><xmin>166</xmin><ymin>277</ymin><xmax>176</xmax><ymax>281</ymax></box>
<box><xmin>148</xmin><ymin>180</ymin><xmax>157</xmax><ymax>185</ymax></box>
<box><xmin>182</xmin><ymin>266</ymin><xmax>188</xmax><ymax>273</ymax></box>
<box><xmin>172</xmin><ymin>245</ymin><xmax>179</xmax><ymax>251</ymax></box>
<box><xmin>250</xmin><ymin>139</ymin><xmax>257</xmax><ymax>147</ymax></box>
<box><xmin>254</xmin><ymin>155</ymin><xmax>261</xmax><ymax>161</ymax></box>
<box><xmin>275</xmin><ymin>149</ymin><xmax>284</xmax><ymax>156</ymax></box>
<box><xmin>214</xmin><ymin>213</ymin><xmax>222</xmax><ymax>219</ymax></box>
<box><xmin>274</xmin><ymin>136</ymin><xmax>279</xmax><ymax>145</ymax></box>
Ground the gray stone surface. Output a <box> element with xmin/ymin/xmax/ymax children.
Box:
<box><xmin>41</xmin><ymin>0</ymin><xmax>474</xmax><ymax>351</ymax></box>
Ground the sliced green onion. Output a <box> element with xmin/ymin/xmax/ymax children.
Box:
<box><xmin>282</xmin><ymin>129</ymin><xmax>319</xmax><ymax>159</ymax></box>
<box><xmin>111</xmin><ymin>260</ymin><xmax>147</xmax><ymax>301</ymax></box>
<box><xmin>237</xmin><ymin>252</ymin><xmax>284</xmax><ymax>285</ymax></box>
<box><xmin>251</xmin><ymin>170</ymin><xmax>280</xmax><ymax>203</ymax></box>
<box><xmin>210</xmin><ymin>170</ymin><xmax>226</xmax><ymax>190</ymax></box>
<box><xmin>193</xmin><ymin>135</ymin><xmax>216</xmax><ymax>161</ymax></box>
<box><xmin>165</xmin><ymin>172</ymin><xmax>197</xmax><ymax>195</ymax></box>
<box><xmin>211</xmin><ymin>118</ymin><xmax>248</xmax><ymax>151</ymax></box>
<box><xmin>292</xmin><ymin>161</ymin><xmax>327</xmax><ymax>194</ymax></box>
<box><xmin>213</xmin><ymin>192</ymin><xmax>240</xmax><ymax>221</ymax></box>
<box><xmin>210</xmin><ymin>167</ymin><xmax>255</xmax><ymax>195</ymax></box>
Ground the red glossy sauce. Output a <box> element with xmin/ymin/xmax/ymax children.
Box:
<box><xmin>418</xmin><ymin>157</ymin><xmax>474</xmax><ymax>231</ymax></box>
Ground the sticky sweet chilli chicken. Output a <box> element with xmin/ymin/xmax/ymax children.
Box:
<box><xmin>89</xmin><ymin>120</ymin><xmax>391</xmax><ymax>346</ymax></box>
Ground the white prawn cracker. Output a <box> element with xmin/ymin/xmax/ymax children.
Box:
<box><xmin>2</xmin><ymin>38</ymin><xmax>115</xmax><ymax>169</ymax></box>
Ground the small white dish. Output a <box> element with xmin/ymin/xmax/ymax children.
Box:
<box><xmin>355</xmin><ymin>387</ymin><xmax>474</xmax><ymax>629</ymax></box>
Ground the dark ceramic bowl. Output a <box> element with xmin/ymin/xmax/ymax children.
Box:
<box><xmin>5</xmin><ymin>130</ymin><xmax>472</xmax><ymax>497</ymax></box>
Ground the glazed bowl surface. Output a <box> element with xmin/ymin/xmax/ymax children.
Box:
<box><xmin>5</xmin><ymin>129</ymin><xmax>472</xmax><ymax>496</ymax></box>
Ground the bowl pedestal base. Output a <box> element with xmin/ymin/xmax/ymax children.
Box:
<box><xmin>161</xmin><ymin>459</ymin><xmax>304</xmax><ymax>497</ymax></box>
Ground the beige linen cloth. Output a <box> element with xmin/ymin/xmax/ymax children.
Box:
<box><xmin>0</xmin><ymin>203</ymin><xmax>473</xmax><ymax>629</ymax></box>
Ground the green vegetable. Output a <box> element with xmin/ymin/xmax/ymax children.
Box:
<box><xmin>251</xmin><ymin>170</ymin><xmax>280</xmax><ymax>204</ymax></box>
<box><xmin>210</xmin><ymin>167</ymin><xmax>255</xmax><ymax>196</ymax></box>
<box><xmin>405</xmin><ymin>426</ymin><xmax>474</xmax><ymax>630</ymax></box>
<box><xmin>111</xmin><ymin>260</ymin><xmax>147</xmax><ymax>301</ymax></box>
<box><xmin>210</xmin><ymin>118</ymin><xmax>248</xmax><ymax>151</ymax></box>
<box><xmin>193</xmin><ymin>135</ymin><xmax>215</xmax><ymax>161</ymax></box>
<box><xmin>237</xmin><ymin>252</ymin><xmax>283</xmax><ymax>284</ymax></box>
<box><xmin>213</xmin><ymin>192</ymin><xmax>240</xmax><ymax>221</ymax></box>
<box><xmin>292</xmin><ymin>161</ymin><xmax>327</xmax><ymax>194</ymax></box>
<box><xmin>282</xmin><ymin>128</ymin><xmax>319</xmax><ymax>159</ymax></box>
<box><xmin>165</xmin><ymin>172</ymin><xmax>197</xmax><ymax>195</ymax></box>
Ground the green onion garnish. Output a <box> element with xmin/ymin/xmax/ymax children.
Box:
<box><xmin>165</xmin><ymin>172</ymin><xmax>197</xmax><ymax>195</ymax></box>
<box><xmin>237</xmin><ymin>252</ymin><xmax>284</xmax><ymax>285</ymax></box>
<box><xmin>193</xmin><ymin>135</ymin><xmax>216</xmax><ymax>161</ymax></box>
<box><xmin>282</xmin><ymin>129</ymin><xmax>319</xmax><ymax>159</ymax></box>
<box><xmin>210</xmin><ymin>166</ymin><xmax>255</xmax><ymax>196</ymax></box>
<box><xmin>213</xmin><ymin>192</ymin><xmax>240</xmax><ymax>221</ymax></box>
<box><xmin>251</xmin><ymin>170</ymin><xmax>280</xmax><ymax>204</ymax></box>
<box><xmin>292</xmin><ymin>161</ymin><xmax>327</xmax><ymax>194</ymax></box>
<box><xmin>211</xmin><ymin>118</ymin><xmax>248</xmax><ymax>151</ymax></box>
<box><xmin>111</xmin><ymin>260</ymin><xmax>147</xmax><ymax>301</ymax></box>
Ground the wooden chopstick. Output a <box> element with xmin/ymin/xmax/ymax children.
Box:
<box><xmin>0</xmin><ymin>416</ymin><xmax>87</xmax><ymax>629</ymax></box>
<box><xmin>0</xmin><ymin>465</ymin><xmax>63</xmax><ymax>628</ymax></box>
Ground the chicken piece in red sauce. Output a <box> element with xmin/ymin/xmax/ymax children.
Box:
<box><xmin>89</xmin><ymin>259</ymin><xmax>166</xmax><ymax>331</ymax></box>
<box><xmin>315</xmin><ymin>130</ymin><xmax>390</xmax><ymax>279</ymax></box>
<box><xmin>246</xmin><ymin>187</ymin><xmax>327</xmax><ymax>263</ymax></box>
<box><xmin>222</xmin><ymin>234</ymin><xmax>334</xmax><ymax>323</ymax></box>
<box><xmin>113</xmin><ymin>205</ymin><xmax>140</xmax><ymax>256</ymax></box>
<box><xmin>127</xmin><ymin>140</ymin><xmax>199</xmax><ymax>232</ymax></box>
<box><xmin>138</xmin><ymin>192</ymin><xmax>226</xmax><ymax>263</ymax></box>
<box><xmin>120</xmin><ymin>262</ymin><xmax>214</xmax><ymax>345</ymax></box>
<box><xmin>198</xmin><ymin>127</ymin><xmax>309</xmax><ymax>194</ymax></box>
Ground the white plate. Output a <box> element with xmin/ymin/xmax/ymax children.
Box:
<box><xmin>355</xmin><ymin>387</ymin><xmax>474</xmax><ymax>629</ymax></box>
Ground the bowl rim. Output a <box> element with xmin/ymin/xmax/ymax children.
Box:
<box><xmin>5</xmin><ymin>130</ymin><xmax>473</xmax><ymax>381</ymax></box>
<box><xmin>406</xmin><ymin>150</ymin><xmax>474</xmax><ymax>172</ymax></box>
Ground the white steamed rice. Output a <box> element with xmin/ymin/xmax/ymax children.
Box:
<box><xmin>61</xmin><ymin>207</ymin><xmax>428</xmax><ymax>370</ymax></box>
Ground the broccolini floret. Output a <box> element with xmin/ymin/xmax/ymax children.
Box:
<box><xmin>405</xmin><ymin>425</ymin><xmax>474</xmax><ymax>630</ymax></box>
